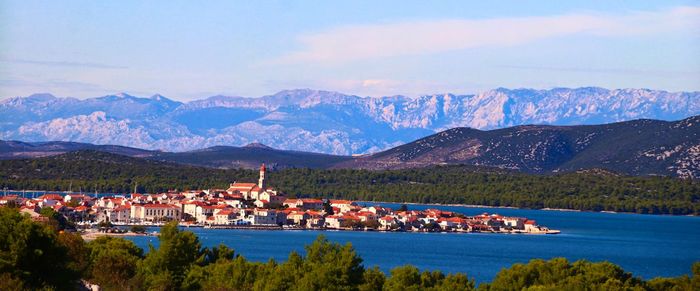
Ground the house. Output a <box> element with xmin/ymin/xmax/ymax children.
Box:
<box><xmin>306</xmin><ymin>214</ymin><xmax>324</xmax><ymax>228</ymax></box>
<box><xmin>367</xmin><ymin>206</ymin><xmax>390</xmax><ymax>216</ymax></box>
<box><xmin>330</xmin><ymin>200</ymin><xmax>357</xmax><ymax>213</ymax></box>
<box><xmin>131</xmin><ymin>203</ymin><xmax>181</xmax><ymax>222</ymax></box>
<box><xmin>0</xmin><ymin>195</ymin><xmax>23</xmax><ymax>206</ymax></box>
<box><xmin>182</xmin><ymin>201</ymin><xmax>206</xmax><ymax>219</ymax></box>
<box><xmin>195</xmin><ymin>205</ymin><xmax>223</xmax><ymax>224</ymax></box>
<box><xmin>356</xmin><ymin>211</ymin><xmax>377</xmax><ymax>222</ymax></box>
<box><xmin>324</xmin><ymin>215</ymin><xmax>345</xmax><ymax>229</ymax></box>
<box><xmin>524</xmin><ymin>220</ymin><xmax>539</xmax><ymax>232</ymax></box>
<box><xmin>36</xmin><ymin>194</ymin><xmax>63</xmax><ymax>208</ymax></box>
<box><xmin>283</xmin><ymin>198</ymin><xmax>324</xmax><ymax>210</ymax></box>
<box><xmin>213</xmin><ymin>209</ymin><xmax>238</xmax><ymax>225</ymax></box>
<box><xmin>244</xmin><ymin>208</ymin><xmax>279</xmax><ymax>225</ymax></box>
<box><xmin>64</xmin><ymin>194</ymin><xmax>92</xmax><ymax>205</ymax></box>
<box><xmin>438</xmin><ymin>217</ymin><xmax>466</xmax><ymax>230</ymax></box>
<box><xmin>227</xmin><ymin>183</ymin><xmax>258</xmax><ymax>200</ymax></box>
<box><xmin>256</xmin><ymin>191</ymin><xmax>285</xmax><ymax>206</ymax></box>
<box><xmin>180</xmin><ymin>190</ymin><xmax>206</xmax><ymax>199</ymax></box>
<box><xmin>379</xmin><ymin>216</ymin><xmax>398</xmax><ymax>230</ymax></box>
<box><xmin>286</xmin><ymin>211</ymin><xmax>311</xmax><ymax>225</ymax></box>
<box><xmin>111</xmin><ymin>205</ymin><xmax>131</xmax><ymax>223</ymax></box>
<box><xmin>503</xmin><ymin>217</ymin><xmax>525</xmax><ymax>229</ymax></box>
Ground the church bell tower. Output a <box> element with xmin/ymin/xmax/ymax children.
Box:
<box><xmin>258</xmin><ymin>163</ymin><xmax>266</xmax><ymax>189</ymax></box>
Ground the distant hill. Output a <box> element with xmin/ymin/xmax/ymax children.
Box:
<box><xmin>338</xmin><ymin>115</ymin><xmax>700</xmax><ymax>178</ymax></box>
<box><xmin>152</xmin><ymin>144</ymin><xmax>352</xmax><ymax>169</ymax></box>
<box><xmin>1</xmin><ymin>115</ymin><xmax>698</xmax><ymax>177</ymax></box>
<box><xmin>0</xmin><ymin>140</ymin><xmax>155</xmax><ymax>159</ymax></box>
<box><xmin>0</xmin><ymin>140</ymin><xmax>350</xmax><ymax>169</ymax></box>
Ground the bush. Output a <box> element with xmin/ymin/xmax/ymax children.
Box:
<box><xmin>130</xmin><ymin>225</ymin><xmax>146</xmax><ymax>233</ymax></box>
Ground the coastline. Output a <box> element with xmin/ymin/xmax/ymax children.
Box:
<box><xmin>80</xmin><ymin>231</ymin><xmax>155</xmax><ymax>241</ymax></box>
<box><xmin>357</xmin><ymin>200</ymin><xmax>698</xmax><ymax>217</ymax></box>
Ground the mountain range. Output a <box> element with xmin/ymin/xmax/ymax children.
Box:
<box><xmin>1</xmin><ymin>87</ymin><xmax>698</xmax><ymax>155</ymax></box>
<box><xmin>2</xmin><ymin>115</ymin><xmax>698</xmax><ymax>178</ymax></box>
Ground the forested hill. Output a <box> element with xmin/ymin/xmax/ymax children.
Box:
<box><xmin>1</xmin><ymin>150</ymin><xmax>698</xmax><ymax>215</ymax></box>
<box><xmin>3</xmin><ymin>115</ymin><xmax>697</xmax><ymax>177</ymax></box>
<box><xmin>339</xmin><ymin>115</ymin><xmax>700</xmax><ymax>178</ymax></box>
<box><xmin>0</xmin><ymin>140</ymin><xmax>351</xmax><ymax>169</ymax></box>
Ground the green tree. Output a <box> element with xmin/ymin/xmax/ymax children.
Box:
<box><xmin>85</xmin><ymin>236</ymin><xmax>144</xmax><ymax>290</ymax></box>
<box><xmin>323</xmin><ymin>200</ymin><xmax>335</xmax><ymax>215</ymax></box>
<box><xmin>0</xmin><ymin>207</ymin><xmax>80</xmax><ymax>289</ymax></box>
<box><xmin>385</xmin><ymin>265</ymin><xmax>422</xmax><ymax>291</ymax></box>
<box><xmin>359</xmin><ymin>266</ymin><xmax>386</xmax><ymax>291</ymax></box>
<box><xmin>137</xmin><ymin>221</ymin><xmax>203</xmax><ymax>290</ymax></box>
<box><xmin>480</xmin><ymin>258</ymin><xmax>645</xmax><ymax>291</ymax></box>
<box><xmin>295</xmin><ymin>235</ymin><xmax>366</xmax><ymax>290</ymax></box>
<box><xmin>130</xmin><ymin>225</ymin><xmax>147</xmax><ymax>233</ymax></box>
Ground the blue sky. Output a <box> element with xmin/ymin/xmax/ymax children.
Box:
<box><xmin>1</xmin><ymin>1</ymin><xmax>698</xmax><ymax>100</ymax></box>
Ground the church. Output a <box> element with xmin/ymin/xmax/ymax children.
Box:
<box><xmin>226</xmin><ymin>164</ymin><xmax>286</xmax><ymax>207</ymax></box>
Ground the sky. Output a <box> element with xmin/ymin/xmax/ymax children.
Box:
<box><xmin>1</xmin><ymin>1</ymin><xmax>699</xmax><ymax>101</ymax></box>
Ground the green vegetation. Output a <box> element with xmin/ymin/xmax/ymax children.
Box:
<box><xmin>1</xmin><ymin>151</ymin><xmax>698</xmax><ymax>215</ymax></box>
<box><xmin>130</xmin><ymin>225</ymin><xmax>147</xmax><ymax>233</ymax></box>
<box><xmin>1</xmin><ymin>207</ymin><xmax>698</xmax><ymax>290</ymax></box>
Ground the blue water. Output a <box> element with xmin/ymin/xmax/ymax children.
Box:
<box><xmin>125</xmin><ymin>203</ymin><xmax>700</xmax><ymax>284</ymax></box>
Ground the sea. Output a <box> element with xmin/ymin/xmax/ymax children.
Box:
<box><xmin>123</xmin><ymin>202</ymin><xmax>700</xmax><ymax>284</ymax></box>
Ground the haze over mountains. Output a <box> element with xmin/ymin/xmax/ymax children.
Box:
<box><xmin>1</xmin><ymin>87</ymin><xmax>698</xmax><ymax>155</ymax></box>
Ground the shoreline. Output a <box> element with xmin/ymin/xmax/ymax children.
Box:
<box><xmin>357</xmin><ymin>200</ymin><xmax>699</xmax><ymax>217</ymax></box>
<box><xmin>80</xmin><ymin>231</ymin><xmax>155</xmax><ymax>241</ymax></box>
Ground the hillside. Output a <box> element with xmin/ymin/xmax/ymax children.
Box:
<box><xmin>0</xmin><ymin>140</ymin><xmax>155</xmax><ymax>159</ymax></box>
<box><xmin>0</xmin><ymin>140</ymin><xmax>350</xmax><ymax>169</ymax></box>
<box><xmin>339</xmin><ymin>116</ymin><xmax>700</xmax><ymax>178</ymax></box>
<box><xmin>1</xmin><ymin>87</ymin><xmax>698</xmax><ymax>155</ymax></box>
<box><xmin>0</xmin><ymin>150</ymin><xmax>698</xmax><ymax>215</ymax></box>
<box><xmin>153</xmin><ymin>143</ymin><xmax>352</xmax><ymax>169</ymax></box>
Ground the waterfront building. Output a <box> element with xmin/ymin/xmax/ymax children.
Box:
<box><xmin>130</xmin><ymin>203</ymin><xmax>181</xmax><ymax>222</ymax></box>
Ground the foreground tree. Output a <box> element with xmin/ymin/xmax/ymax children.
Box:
<box><xmin>85</xmin><ymin>236</ymin><xmax>144</xmax><ymax>290</ymax></box>
<box><xmin>480</xmin><ymin>258</ymin><xmax>646</xmax><ymax>290</ymax></box>
<box><xmin>136</xmin><ymin>221</ymin><xmax>204</xmax><ymax>290</ymax></box>
<box><xmin>0</xmin><ymin>207</ymin><xmax>80</xmax><ymax>289</ymax></box>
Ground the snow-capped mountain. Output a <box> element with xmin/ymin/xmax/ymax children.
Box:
<box><xmin>1</xmin><ymin>88</ymin><xmax>698</xmax><ymax>155</ymax></box>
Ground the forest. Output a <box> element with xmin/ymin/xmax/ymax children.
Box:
<box><xmin>0</xmin><ymin>151</ymin><xmax>698</xmax><ymax>215</ymax></box>
<box><xmin>1</xmin><ymin>206</ymin><xmax>698</xmax><ymax>291</ymax></box>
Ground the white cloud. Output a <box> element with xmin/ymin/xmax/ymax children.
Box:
<box><xmin>269</xmin><ymin>6</ymin><xmax>700</xmax><ymax>65</ymax></box>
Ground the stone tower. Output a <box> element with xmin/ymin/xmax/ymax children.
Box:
<box><xmin>258</xmin><ymin>163</ymin><xmax>266</xmax><ymax>189</ymax></box>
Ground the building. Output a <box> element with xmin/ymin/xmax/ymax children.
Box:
<box><xmin>131</xmin><ymin>203</ymin><xmax>181</xmax><ymax>222</ymax></box>
<box><xmin>284</xmin><ymin>198</ymin><xmax>324</xmax><ymax>210</ymax></box>
<box><xmin>213</xmin><ymin>209</ymin><xmax>238</xmax><ymax>225</ymax></box>
<box><xmin>244</xmin><ymin>208</ymin><xmax>279</xmax><ymax>225</ymax></box>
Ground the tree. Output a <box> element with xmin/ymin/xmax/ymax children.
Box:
<box><xmin>385</xmin><ymin>265</ymin><xmax>422</xmax><ymax>291</ymax></box>
<box><xmin>137</xmin><ymin>221</ymin><xmax>203</xmax><ymax>289</ymax></box>
<box><xmin>40</xmin><ymin>206</ymin><xmax>74</xmax><ymax>230</ymax></box>
<box><xmin>85</xmin><ymin>236</ymin><xmax>143</xmax><ymax>290</ymax></box>
<box><xmin>202</xmin><ymin>244</ymin><xmax>235</xmax><ymax>265</ymax></box>
<box><xmin>58</xmin><ymin>232</ymin><xmax>90</xmax><ymax>279</ymax></box>
<box><xmin>295</xmin><ymin>235</ymin><xmax>366</xmax><ymax>290</ymax></box>
<box><xmin>480</xmin><ymin>258</ymin><xmax>645</xmax><ymax>291</ymax></box>
<box><xmin>0</xmin><ymin>207</ymin><xmax>80</xmax><ymax>289</ymax></box>
<box><xmin>130</xmin><ymin>225</ymin><xmax>147</xmax><ymax>233</ymax></box>
<box><xmin>359</xmin><ymin>266</ymin><xmax>386</xmax><ymax>291</ymax></box>
<box><xmin>323</xmin><ymin>200</ymin><xmax>335</xmax><ymax>215</ymax></box>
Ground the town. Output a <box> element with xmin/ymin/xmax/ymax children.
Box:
<box><xmin>0</xmin><ymin>164</ymin><xmax>559</xmax><ymax>234</ymax></box>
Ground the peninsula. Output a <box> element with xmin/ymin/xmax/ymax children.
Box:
<box><xmin>1</xmin><ymin>164</ymin><xmax>558</xmax><ymax>234</ymax></box>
